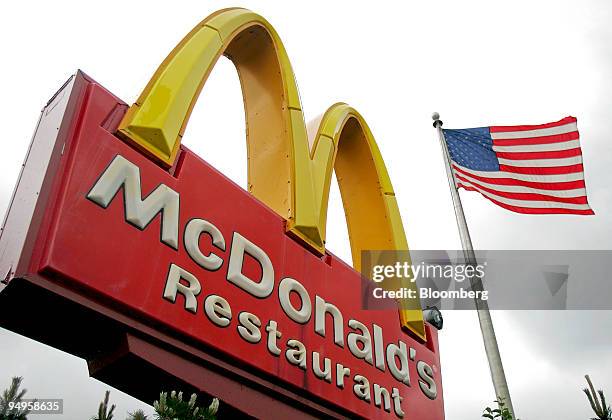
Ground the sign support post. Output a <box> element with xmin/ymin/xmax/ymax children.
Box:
<box><xmin>432</xmin><ymin>112</ymin><xmax>515</xmax><ymax>418</ymax></box>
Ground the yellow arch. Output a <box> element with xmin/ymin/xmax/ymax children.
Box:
<box><xmin>117</xmin><ymin>8</ymin><xmax>425</xmax><ymax>340</ymax></box>
<box><xmin>311</xmin><ymin>103</ymin><xmax>406</xmax><ymax>268</ymax></box>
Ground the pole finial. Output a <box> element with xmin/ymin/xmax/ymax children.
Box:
<box><xmin>432</xmin><ymin>112</ymin><xmax>442</xmax><ymax>128</ymax></box>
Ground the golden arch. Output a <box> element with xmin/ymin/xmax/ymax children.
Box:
<box><xmin>117</xmin><ymin>8</ymin><xmax>425</xmax><ymax>340</ymax></box>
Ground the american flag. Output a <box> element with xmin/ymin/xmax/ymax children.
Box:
<box><xmin>443</xmin><ymin>116</ymin><xmax>594</xmax><ymax>215</ymax></box>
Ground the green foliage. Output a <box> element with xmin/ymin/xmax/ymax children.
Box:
<box><xmin>0</xmin><ymin>377</ymin><xmax>221</xmax><ymax>420</ymax></box>
<box><xmin>153</xmin><ymin>391</ymin><xmax>218</xmax><ymax>420</ymax></box>
<box><xmin>0</xmin><ymin>377</ymin><xmax>30</xmax><ymax>420</ymax></box>
<box><xmin>127</xmin><ymin>409</ymin><xmax>149</xmax><ymax>420</ymax></box>
<box><xmin>482</xmin><ymin>397</ymin><xmax>513</xmax><ymax>420</ymax></box>
<box><xmin>583</xmin><ymin>375</ymin><xmax>612</xmax><ymax>420</ymax></box>
<box><xmin>97</xmin><ymin>388</ymin><xmax>219</xmax><ymax>420</ymax></box>
<box><xmin>92</xmin><ymin>390</ymin><xmax>116</xmax><ymax>420</ymax></box>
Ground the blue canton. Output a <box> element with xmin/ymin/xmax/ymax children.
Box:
<box><xmin>442</xmin><ymin>127</ymin><xmax>500</xmax><ymax>171</ymax></box>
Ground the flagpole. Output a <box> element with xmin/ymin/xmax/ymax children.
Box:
<box><xmin>432</xmin><ymin>112</ymin><xmax>516</xmax><ymax>418</ymax></box>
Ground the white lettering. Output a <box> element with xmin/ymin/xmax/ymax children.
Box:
<box><xmin>227</xmin><ymin>232</ymin><xmax>274</xmax><ymax>298</ymax></box>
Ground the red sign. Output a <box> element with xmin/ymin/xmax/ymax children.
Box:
<box><xmin>0</xmin><ymin>74</ymin><xmax>444</xmax><ymax>419</ymax></box>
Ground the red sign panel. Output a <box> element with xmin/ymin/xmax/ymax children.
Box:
<box><xmin>4</xmin><ymin>74</ymin><xmax>443</xmax><ymax>419</ymax></box>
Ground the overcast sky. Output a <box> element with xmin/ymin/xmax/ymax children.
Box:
<box><xmin>1</xmin><ymin>1</ymin><xmax>611</xmax><ymax>419</ymax></box>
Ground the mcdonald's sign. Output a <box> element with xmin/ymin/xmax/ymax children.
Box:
<box><xmin>0</xmin><ymin>8</ymin><xmax>444</xmax><ymax>419</ymax></box>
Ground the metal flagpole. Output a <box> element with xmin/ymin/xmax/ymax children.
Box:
<box><xmin>432</xmin><ymin>112</ymin><xmax>516</xmax><ymax>417</ymax></box>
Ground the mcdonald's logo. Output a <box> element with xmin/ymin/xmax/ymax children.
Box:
<box><xmin>117</xmin><ymin>7</ymin><xmax>425</xmax><ymax>339</ymax></box>
<box><xmin>0</xmin><ymin>8</ymin><xmax>443</xmax><ymax>418</ymax></box>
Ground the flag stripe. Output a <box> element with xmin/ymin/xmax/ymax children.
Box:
<box><xmin>457</xmin><ymin>180</ymin><xmax>592</xmax><ymax>210</ymax></box>
<box><xmin>489</xmin><ymin>116</ymin><xmax>577</xmax><ymax>133</ymax></box>
<box><xmin>490</xmin><ymin>122</ymin><xmax>577</xmax><ymax>139</ymax></box>
<box><xmin>497</xmin><ymin>155</ymin><xmax>582</xmax><ymax>167</ymax></box>
<box><xmin>453</xmin><ymin>165</ymin><xmax>586</xmax><ymax>190</ymax></box>
<box><xmin>452</xmin><ymin>163</ymin><xmax>586</xmax><ymax>183</ymax></box>
<box><xmin>495</xmin><ymin>147</ymin><xmax>582</xmax><ymax>161</ymax></box>
<box><xmin>492</xmin><ymin>130</ymin><xmax>579</xmax><ymax>147</ymax></box>
<box><xmin>458</xmin><ymin>184</ymin><xmax>594</xmax><ymax>215</ymax></box>
<box><xmin>493</xmin><ymin>139</ymin><xmax>581</xmax><ymax>153</ymax></box>
<box><xmin>454</xmin><ymin>173</ymin><xmax>587</xmax><ymax>197</ymax></box>
<box><xmin>498</xmin><ymin>163</ymin><xmax>584</xmax><ymax>175</ymax></box>
<box><xmin>456</xmin><ymin>177</ymin><xmax>588</xmax><ymax>204</ymax></box>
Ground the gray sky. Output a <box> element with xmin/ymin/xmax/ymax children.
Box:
<box><xmin>1</xmin><ymin>1</ymin><xmax>611</xmax><ymax>419</ymax></box>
